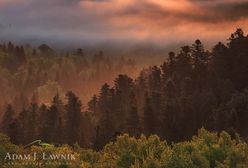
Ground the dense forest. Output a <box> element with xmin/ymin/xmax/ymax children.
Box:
<box><xmin>1</xmin><ymin>29</ymin><xmax>248</xmax><ymax>167</ymax></box>
<box><xmin>0</xmin><ymin>42</ymin><xmax>138</xmax><ymax>114</ymax></box>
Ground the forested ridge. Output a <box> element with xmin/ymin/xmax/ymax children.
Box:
<box><xmin>1</xmin><ymin>29</ymin><xmax>248</xmax><ymax>167</ymax></box>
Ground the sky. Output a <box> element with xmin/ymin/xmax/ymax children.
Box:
<box><xmin>0</xmin><ymin>0</ymin><xmax>248</xmax><ymax>47</ymax></box>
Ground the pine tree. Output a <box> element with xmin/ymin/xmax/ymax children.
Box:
<box><xmin>7</xmin><ymin>42</ymin><xmax>14</xmax><ymax>53</ymax></box>
<box><xmin>8</xmin><ymin>119</ymin><xmax>21</xmax><ymax>144</ymax></box>
<box><xmin>95</xmin><ymin>84</ymin><xmax>116</xmax><ymax>147</ymax></box>
<box><xmin>26</xmin><ymin>102</ymin><xmax>39</xmax><ymax>143</ymax></box>
<box><xmin>143</xmin><ymin>93</ymin><xmax>155</xmax><ymax>135</ymax></box>
<box><xmin>65</xmin><ymin>91</ymin><xmax>82</xmax><ymax>145</ymax></box>
<box><xmin>126</xmin><ymin>92</ymin><xmax>140</xmax><ymax>136</ymax></box>
<box><xmin>38</xmin><ymin>104</ymin><xmax>49</xmax><ymax>141</ymax></box>
<box><xmin>148</xmin><ymin>66</ymin><xmax>161</xmax><ymax>93</ymax></box>
<box><xmin>18</xmin><ymin>109</ymin><xmax>29</xmax><ymax>144</ymax></box>
<box><xmin>114</xmin><ymin>75</ymin><xmax>133</xmax><ymax>130</ymax></box>
<box><xmin>49</xmin><ymin>94</ymin><xmax>64</xmax><ymax>143</ymax></box>
<box><xmin>98</xmin><ymin>84</ymin><xmax>111</xmax><ymax>118</ymax></box>
<box><xmin>88</xmin><ymin>95</ymin><xmax>98</xmax><ymax>113</ymax></box>
<box><xmin>99</xmin><ymin>110</ymin><xmax>114</xmax><ymax>146</ymax></box>
<box><xmin>1</xmin><ymin>104</ymin><xmax>15</xmax><ymax>135</ymax></box>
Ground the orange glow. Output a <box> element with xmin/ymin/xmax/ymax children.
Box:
<box><xmin>1</xmin><ymin>0</ymin><xmax>248</xmax><ymax>44</ymax></box>
<box><xmin>148</xmin><ymin>0</ymin><xmax>193</xmax><ymax>10</ymax></box>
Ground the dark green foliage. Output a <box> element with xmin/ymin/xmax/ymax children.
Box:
<box><xmin>0</xmin><ymin>92</ymin><xmax>88</xmax><ymax>147</ymax></box>
<box><xmin>126</xmin><ymin>92</ymin><xmax>140</xmax><ymax>136</ymax></box>
<box><xmin>86</xmin><ymin>29</ymin><xmax>248</xmax><ymax>146</ymax></box>
<box><xmin>41</xmin><ymin>94</ymin><xmax>65</xmax><ymax>143</ymax></box>
<box><xmin>1</xmin><ymin>104</ymin><xmax>15</xmax><ymax>134</ymax></box>
<box><xmin>211</xmin><ymin>90</ymin><xmax>248</xmax><ymax>137</ymax></box>
<box><xmin>88</xmin><ymin>95</ymin><xmax>98</xmax><ymax>113</ymax></box>
<box><xmin>65</xmin><ymin>91</ymin><xmax>83</xmax><ymax>145</ymax></box>
<box><xmin>1</xmin><ymin>105</ymin><xmax>21</xmax><ymax>144</ymax></box>
<box><xmin>143</xmin><ymin>93</ymin><xmax>156</xmax><ymax>136</ymax></box>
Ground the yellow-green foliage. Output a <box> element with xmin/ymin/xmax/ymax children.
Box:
<box><xmin>0</xmin><ymin>134</ymin><xmax>19</xmax><ymax>166</ymax></box>
<box><xmin>1</xmin><ymin>129</ymin><xmax>248</xmax><ymax>168</ymax></box>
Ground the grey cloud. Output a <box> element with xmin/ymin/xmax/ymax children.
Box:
<box><xmin>215</xmin><ymin>2</ymin><xmax>248</xmax><ymax>20</ymax></box>
<box><xmin>0</xmin><ymin>0</ymin><xmax>115</xmax><ymax>46</ymax></box>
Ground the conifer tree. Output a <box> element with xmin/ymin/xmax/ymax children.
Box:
<box><xmin>126</xmin><ymin>92</ymin><xmax>140</xmax><ymax>136</ymax></box>
<box><xmin>143</xmin><ymin>93</ymin><xmax>155</xmax><ymax>135</ymax></box>
<box><xmin>1</xmin><ymin>104</ymin><xmax>15</xmax><ymax>135</ymax></box>
<box><xmin>65</xmin><ymin>91</ymin><xmax>82</xmax><ymax>145</ymax></box>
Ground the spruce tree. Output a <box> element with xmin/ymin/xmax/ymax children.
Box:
<box><xmin>126</xmin><ymin>92</ymin><xmax>139</xmax><ymax>136</ymax></box>
<box><xmin>1</xmin><ymin>104</ymin><xmax>15</xmax><ymax>135</ymax></box>
<box><xmin>143</xmin><ymin>93</ymin><xmax>155</xmax><ymax>135</ymax></box>
<box><xmin>65</xmin><ymin>91</ymin><xmax>82</xmax><ymax>145</ymax></box>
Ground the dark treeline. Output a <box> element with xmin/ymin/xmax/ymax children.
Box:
<box><xmin>1</xmin><ymin>92</ymin><xmax>94</xmax><ymax>147</ymax></box>
<box><xmin>1</xmin><ymin>29</ymin><xmax>248</xmax><ymax>149</ymax></box>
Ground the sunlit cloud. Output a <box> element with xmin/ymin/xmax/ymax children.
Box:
<box><xmin>0</xmin><ymin>0</ymin><xmax>248</xmax><ymax>46</ymax></box>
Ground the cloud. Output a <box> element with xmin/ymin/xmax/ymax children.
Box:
<box><xmin>0</xmin><ymin>0</ymin><xmax>248</xmax><ymax>46</ymax></box>
<box><xmin>114</xmin><ymin>0</ymin><xmax>248</xmax><ymax>25</ymax></box>
<box><xmin>189</xmin><ymin>0</ymin><xmax>248</xmax><ymax>22</ymax></box>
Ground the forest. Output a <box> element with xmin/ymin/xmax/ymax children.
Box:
<box><xmin>1</xmin><ymin>29</ymin><xmax>248</xmax><ymax>167</ymax></box>
<box><xmin>0</xmin><ymin>42</ymin><xmax>138</xmax><ymax>113</ymax></box>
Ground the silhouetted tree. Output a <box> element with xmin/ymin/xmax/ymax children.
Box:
<box><xmin>143</xmin><ymin>93</ymin><xmax>155</xmax><ymax>135</ymax></box>
<box><xmin>38</xmin><ymin>44</ymin><xmax>53</xmax><ymax>55</ymax></box>
<box><xmin>1</xmin><ymin>104</ymin><xmax>15</xmax><ymax>135</ymax></box>
<box><xmin>26</xmin><ymin>102</ymin><xmax>39</xmax><ymax>143</ymax></box>
<box><xmin>17</xmin><ymin>109</ymin><xmax>29</xmax><ymax>144</ymax></box>
<box><xmin>8</xmin><ymin>119</ymin><xmax>21</xmax><ymax>144</ymax></box>
<box><xmin>126</xmin><ymin>92</ymin><xmax>140</xmax><ymax>136</ymax></box>
<box><xmin>65</xmin><ymin>91</ymin><xmax>82</xmax><ymax>145</ymax></box>
<box><xmin>88</xmin><ymin>95</ymin><xmax>98</xmax><ymax>113</ymax></box>
<box><xmin>7</xmin><ymin>42</ymin><xmax>14</xmax><ymax>53</ymax></box>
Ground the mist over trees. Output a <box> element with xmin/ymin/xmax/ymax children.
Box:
<box><xmin>1</xmin><ymin>29</ymin><xmax>248</xmax><ymax>150</ymax></box>
<box><xmin>0</xmin><ymin>42</ymin><xmax>138</xmax><ymax>114</ymax></box>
